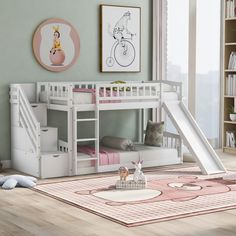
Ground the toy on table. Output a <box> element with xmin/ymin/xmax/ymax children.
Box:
<box><xmin>0</xmin><ymin>175</ymin><xmax>37</xmax><ymax>190</ymax></box>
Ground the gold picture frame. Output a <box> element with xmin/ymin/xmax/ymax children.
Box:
<box><xmin>100</xmin><ymin>5</ymin><xmax>141</xmax><ymax>72</ymax></box>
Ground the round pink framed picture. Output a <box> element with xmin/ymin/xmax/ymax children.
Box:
<box><xmin>33</xmin><ymin>18</ymin><xmax>80</xmax><ymax>72</ymax></box>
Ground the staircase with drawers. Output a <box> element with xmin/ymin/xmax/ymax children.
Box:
<box><xmin>10</xmin><ymin>84</ymin><xmax>69</xmax><ymax>178</ymax></box>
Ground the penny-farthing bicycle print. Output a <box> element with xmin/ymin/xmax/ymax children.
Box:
<box><xmin>106</xmin><ymin>36</ymin><xmax>136</xmax><ymax>68</ymax></box>
<box><xmin>106</xmin><ymin>11</ymin><xmax>136</xmax><ymax>68</ymax></box>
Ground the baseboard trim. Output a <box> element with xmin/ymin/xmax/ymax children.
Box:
<box><xmin>1</xmin><ymin>160</ymin><xmax>11</xmax><ymax>169</ymax></box>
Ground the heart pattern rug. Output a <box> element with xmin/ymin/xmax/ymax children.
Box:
<box><xmin>33</xmin><ymin>167</ymin><xmax>236</xmax><ymax>227</ymax></box>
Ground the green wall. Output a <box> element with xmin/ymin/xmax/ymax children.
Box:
<box><xmin>0</xmin><ymin>0</ymin><xmax>152</xmax><ymax>161</ymax></box>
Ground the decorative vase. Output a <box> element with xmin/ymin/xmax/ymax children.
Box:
<box><xmin>230</xmin><ymin>113</ymin><xmax>236</xmax><ymax>121</ymax></box>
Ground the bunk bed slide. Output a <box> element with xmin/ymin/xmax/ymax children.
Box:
<box><xmin>163</xmin><ymin>101</ymin><xmax>226</xmax><ymax>175</ymax></box>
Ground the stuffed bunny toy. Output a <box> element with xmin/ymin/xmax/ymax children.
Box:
<box><xmin>132</xmin><ymin>160</ymin><xmax>147</xmax><ymax>183</ymax></box>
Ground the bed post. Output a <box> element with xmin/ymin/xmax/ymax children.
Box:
<box><xmin>160</xmin><ymin>81</ymin><xmax>164</xmax><ymax>122</ymax></box>
<box><xmin>36</xmin><ymin>82</ymin><xmax>40</xmax><ymax>103</ymax></box>
<box><xmin>138</xmin><ymin>109</ymin><xmax>143</xmax><ymax>143</ymax></box>
<box><xmin>179</xmin><ymin>82</ymin><xmax>183</xmax><ymax>162</ymax></box>
<box><xmin>95</xmin><ymin>85</ymin><xmax>100</xmax><ymax>172</ymax></box>
<box><xmin>68</xmin><ymin>84</ymin><xmax>74</xmax><ymax>176</ymax></box>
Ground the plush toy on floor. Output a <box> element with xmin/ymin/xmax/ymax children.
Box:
<box><xmin>132</xmin><ymin>160</ymin><xmax>147</xmax><ymax>184</ymax></box>
<box><xmin>0</xmin><ymin>175</ymin><xmax>37</xmax><ymax>190</ymax></box>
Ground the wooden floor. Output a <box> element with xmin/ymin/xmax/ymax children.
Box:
<box><xmin>1</xmin><ymin>150</ymin><xmax>236</xmax><ymax>236</ymax></box>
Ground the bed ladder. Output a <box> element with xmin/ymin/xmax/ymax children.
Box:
<box><xmin>72</xmin><ymin>106</ymin><xmax>100</xmax><ymax>175</ymax></box>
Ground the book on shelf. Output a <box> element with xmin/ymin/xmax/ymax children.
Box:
<box><xmin>228</xmin><ymin>52</ymin><xmax>236</xmax><ymax>70</ymax></box>
<box><xmin>226</xmin><ymin>0</ymin><xmax>236</xmax><ymax>18</ymax></box>
<box><xmin>226</xmin><ymin>131</ymin><xmax>236</xmax><ymax>147</ymax></box>
<box><xmin>226</xmin><ymin>74</ymin><xmax>236</xmax><ymax>95</ymax></box>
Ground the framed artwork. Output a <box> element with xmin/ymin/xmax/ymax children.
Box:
<box><xmin>100</xmin><ymin>5</ymin><xmax>141</xmax><ymax>72</ymax></box>
<box><xmin>33</xmin><ymin>18</ymin><xmax>80</xmax><ymax>72</ymax></box>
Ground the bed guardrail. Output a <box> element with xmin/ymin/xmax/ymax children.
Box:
<box><xmin>36</xmin><ymin>80</ymin><xmax>183</xmax><ymax>105</ymax></box>
<box><xmin>159</xmin><ymin>80</ymin><xmax>182</xmax><ymax>101</ymax></box>
<box><xmin>58</xmin><ymin>132</ymin><xmax>182</xmax><ymax>158</ymax></box>
<box><xmin>163</xmin><ymin>131</ymin><xmax>182</xmax><ymax>159</ymax></box>
<box><xmin>59</xmin><ymin>140</ymin><xmax>69</xmax><ymax>153</ymax></box>
<box><xmin>96</xmin><ymin>82</ymin><xmax>161</xmax><ymax>102</ymax></box>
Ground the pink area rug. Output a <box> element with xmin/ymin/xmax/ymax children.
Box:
<box><xmin>33</xmin><ymin>167</ymin><xmax>236</xmax><ymax>227</ymax></box>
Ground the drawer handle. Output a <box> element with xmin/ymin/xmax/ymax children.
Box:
<box><xmin>53</xmin><ymin>154</ymin><xmax>60</xmax><ymax>158</ymax></box>
<box><xmin>31</xmin><ymin>105</ymin><xmax>38</xmax><ymax>108</ymax></box>
<box><xmin>42</xmin><ymin>129</ymin><xmax>48</xmax><ymax>132</ymax></box>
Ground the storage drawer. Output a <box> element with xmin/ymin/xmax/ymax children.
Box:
<box><xmin>40</xmin><ymin>127</ymin><xmax>58</xmax><ymax>152</ymax></box>
<box><xmin>31</xmin><ymin>103</ymin><xmax>47</xmax><ymax>126</ymax></box>
<box><xmin>41</xmin><ymin>152</ymin><xmax>69</xmax><ymax>178</ymax></box>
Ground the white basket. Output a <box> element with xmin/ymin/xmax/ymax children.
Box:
<box><xmin>115</xmin><ymin>180</ymin><xmax>146</xmax><ymax>190</ymax></box>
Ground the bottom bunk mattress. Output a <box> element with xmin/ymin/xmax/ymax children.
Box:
<box><xmin>76</xmin><ymin>144</ymin><xmax>181</xmax><ymax>175</ymax></box>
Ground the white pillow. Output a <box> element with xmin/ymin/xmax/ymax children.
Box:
<box><xmin>0</xmin><ymin>175</ymin><xmax>37</xmax><ymax>190</ymax></box>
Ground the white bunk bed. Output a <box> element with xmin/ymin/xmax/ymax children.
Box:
<box><xmin>10</xmin><ymin>80</ymin><xmax>183</xmax><ymax>178</ymax></box>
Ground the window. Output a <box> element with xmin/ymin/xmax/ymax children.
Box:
<box><xmin>166</xmin><ymin>0</ymin><xmax>189</xmax><ymax>132</ymax></box>
<box><xmin>167</xmin><ymin>0</ymin><xmax>189</xmax><ymax>105</ymax></box>
<box><xmin>196</xmin><ymin>0</ymin><xmax>221</xmax><ymax>148</ymax></box>
<box><xmin>165</xmin><ymin>0</ymin><xmax>221</xmax><ymax>147</ymax></box>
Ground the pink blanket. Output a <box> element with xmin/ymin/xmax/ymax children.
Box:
<box><xmin>73</xmin><ymin>88</ymin><xmax>120</xmax><ymax>103</ymax></box>
<box><xmin>78</xmin><ymin>146</ymin><xmax>120</xmax><ymax>166</ymax></box>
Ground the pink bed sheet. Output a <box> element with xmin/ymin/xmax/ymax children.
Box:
<box><xmin>78</xmin><ymin>145</ymin><xmax>120</xmax><ymax>166</ymax></box>
<box><xmin>73</xmin><ymin>88</ymin><xmax>121</xmax><ymax>103</ymax></box>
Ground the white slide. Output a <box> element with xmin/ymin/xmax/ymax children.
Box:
<box><xmin>163</xmin><ymin>101</ymin><xmax>226</xmax><ymax>175</ymax></box>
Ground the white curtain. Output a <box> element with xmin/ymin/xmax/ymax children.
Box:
<box><xmin>152</xmin><ymin>0</ymin><xmax>167</xmax><ymax>121</ymax></box>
